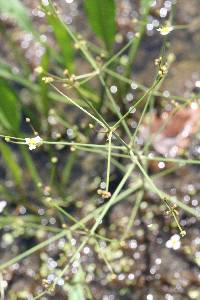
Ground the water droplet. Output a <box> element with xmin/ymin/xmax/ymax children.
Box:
<box><xmin>118</xmin><ymin>273</ymin><xmax>125</xmax><ymax>281</ymax></box>
<box><xmin>110</xmin><ymin>85</ymin><xmax>118</xmax><ymax>94</ymax></box>
<box><xmin>158</xmin><ymin>161</ymin><xmax>165</xmax><ymax>169</ymax></box>
<box><xmin>147</xmin><ymin>294</ymin><xmax>154</xmax><ymax>300</ymax></box>
<box><xmin>128</xmin><ymin>239</ymin><xmax>137</xmax><ymax>249</ymax></box>
<box><xmin>126</xmin><ymin>93</ymin><xmax>134</xmax><ymax>102</ymax></box>
<box><xmin>57</xmin><ymin>278</ymin><xmax>64</xmax><ymax>286</ymax></box>
<box><xmin>131</xmin><ymin>82</ymin><xmax>138</xmax><ymax>90</ymax></box>
<box><xmin>155</xmin><ymin>258</ymin><xmax>162</xmax><ymax>265</ymax></box>
<box><xmin>163</xmin><ymin>90</ymin><xmax>170</xmax><ymax>97</ymax></box>
<box><xmin>128</xmin><ymin>273</ymin><xmax>135</xmax><ymax>280</ymax></box>
<box><xmin>192</xmin><ymin>199</ymin><xmax>198</xmax><ymax>206</ymax></box>
<box><xmin>160</xmin><ymin>7</ymin><xmax>168</xmax><ymax>18</ymax></box>
<box><xmin>147</xmin><ymin>23</ymin><xmax>154</xmax><ymax>31</ymax></box>
<box><xmin>19</xmin><ymin>206</ymin><xmax>26</xmax><ymax>215</ymax></box>
<box><xmin>164</xmin><ymin>1</ymin><xmax>172</xmax><ymax>9</ymax></box>
<box><xmin>83</xmin><ymin>246</ymin><xmax>90</xmax><ymax>255</ymax></box>
<box><xmin>67</xmin><ymin>128</ymin><xmax>74</xmax><ymax>139</ymax></box>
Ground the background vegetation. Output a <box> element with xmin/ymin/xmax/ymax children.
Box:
<box><xmin>0</xmin><ymin>0</ymin><xmax>200</xmax><ymax>299</ymax></box>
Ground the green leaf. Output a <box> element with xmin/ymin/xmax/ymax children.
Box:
<box><xmin>0</xmin><ymin>80</ymin><xmax>21</xmax><ymax>132</ymax></box>
<box><xmin>141</xmin><ymin>0</ymin><xmax>153</xmax><ymax>13</ymax></box>
<box><xmin>43</xmin><ymin>3</ymin><xmax>74</xmax><ymax>72</ymax></box>
<box><xmin>0</xmin><ymin>142</ymin><xmax>22</xmax><ymax>185</ymax></box>
<box><xmin>84</xmin><ymin>0</ymin><xmax>116</xmax><ymax>51</ymax></box>
<box><xmin>0</xmin><ymin>0</ymin><xmax>33</xmax><ymax>32</ymax></box>
<box><xmin>68</xmin><ymin>268</ymin><xmax>85</xmax><ymax>300</ymax></box>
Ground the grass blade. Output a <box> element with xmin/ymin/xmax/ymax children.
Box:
<box><xmin>84</xmin><ymin>0</ymin><xmax>116</xmax><ymax>51</ymax></box>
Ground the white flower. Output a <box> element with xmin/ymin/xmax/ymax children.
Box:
<box><xmin>157</xmin><ymin>25</ymin><xmax>174</xmax><ymax>35</ymax></box>
<box><xmin>25</xmin><ymin>135</ymin><xmax>43</xmax><ymax>150</ymax></box>
<box><xmin>166</xmin><ymin>234</ymin><xmax>181</xmax><ymax>250</ymax></box>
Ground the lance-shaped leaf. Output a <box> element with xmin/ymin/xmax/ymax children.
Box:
<box><xmin>84</xmin><ymin>0</ymin><xmax>116</xmax><ymax>51</ymax></box>
<box><xmin>42</xmin><ymin>2</ymin><xmax>74</xmax><ymax>72</ymax></box>
<box><xmin>0</xmin><ymin>80</ymin><xmax>21</xmax><ymax>132</ymax></box>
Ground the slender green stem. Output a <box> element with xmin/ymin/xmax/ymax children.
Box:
<box><xmin>106</xmin><ymin>131</ymin><xmax>112</xmax><ymax>192</ymax></box>
<box><xmin>99</xmin><ymin>75</ymin><xmax>133</xmax><ymax>139</ymax></box>
<box><xmin>121</xmin><ymin>190</ymin><xmax>144</xmax><ymax>241</ymax></box>
<box><xmin>102</xmin><ymin>37</ymin><xmax>135</xmax><ymax>70</ymax></box>
<box><xmin>0</xmin><ymin>230</ymin><xmax>68</xmax><ymax>271</ymax></box>
<box><xmin>111</xmin><ymin>80</ymin><xmax>160</xmax><ymax>131</ymax></box>
<box><xmin>50</xmin><ymin>83</ymin><xmax>106</xmax><ymax>128</ymax></box>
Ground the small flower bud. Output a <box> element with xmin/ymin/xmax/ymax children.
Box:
<box><xmin>97</xmin><ymin>189</ymin><xmax>111</xmax><ymax>199</ymax></box>
<box><xmin>34</xmin><ymin>66</ymin><xmax>44</xmax><ymax>74</ymax></box>
<box><xmin>42</xmin><ymin>76</ymin><xmax>54</xmax><ymax>84</ymax></box>
<box><xmin>51</xmin><ymin>157</ymin><xmax>58</xmax><ymax>164</ymax></box>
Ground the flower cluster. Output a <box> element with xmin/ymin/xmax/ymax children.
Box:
<box><xmin>25</xmin><ymin>136</ymin><xmax>43</xmax><ymax>150</ymax></box>
<box><xmin>42</xmin><ymin>76</ymin><xmax>54</xmax><ymax>84</ymax></box>
<box><xmin>97</xmin><ymin>189</ymin><xmax>111</xmax><ymax>199</ymax></box>
<box><xmin>42</xmin><ymin>278</ymin><xmax>55</xmax><ymax>294</ymax></box>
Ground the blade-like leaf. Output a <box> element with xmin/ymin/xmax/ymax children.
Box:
<box><xmin>42</xmin><ymin>3</ymin><xmax>74</xmax><ymax>72</ymax></box>
<box><xmin>84</xmin><ymin>0</ymin><xmax>116</xmax><ymax>51</ymax></box>
<box><xmin>0</xmin><ymin>142</ymin><xmax>22</xmax><ymax>185</ymax></box>
<box><xmin>0</xmin><ymin>80</ymin><xmax>21</xmax><ymax>132</ymax></box>
<box><xmin>0</xmin><ymin>0</ymin><xmax>33</xmax><ymax>32</ymax></box>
